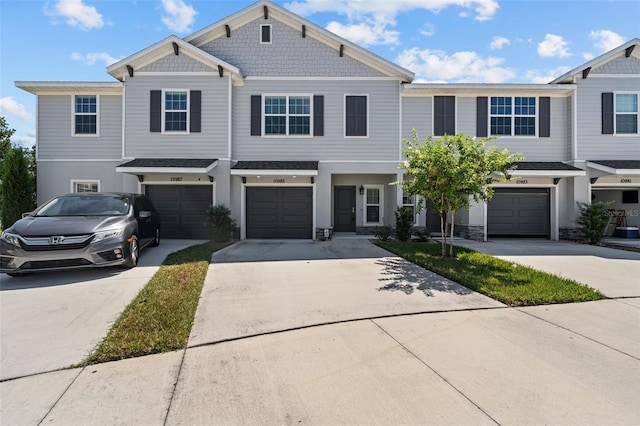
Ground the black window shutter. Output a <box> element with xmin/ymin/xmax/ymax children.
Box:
<box><xmin>313</xmin><ymin>95</ymin><xmax>324</xmax><ymax>136</ymax></box>
<box><xmin>602</xmin><ymin>92</ymin><xmax>614</xmax><ymax>134</ymax></box>
<box><xmin>539</xmin><ymin>97</ymin><xmax>550</xmax><ymax>137</ymax></box>
<box><xmin>150</xmin><ymin>90</ymin><xmax>161</xmax><ymax>132</ymax></box>
<box><xmin>476</xmin><ymin>97</ymin><xmax>488</xmax><ymax>137</ymax></box>
<box><xmin>434</xmin><ymin>96</ymin><xmax>455</xmax><ymax>136</ymax></box>
<box><xmin>250</xmin><ymin>95</ymin><xmax>262</xmax><ymax>136</ymax></box>
<box><xmin>190</xmin><ymin>90</ymin><xmax>201</xmax><ymax>133</ymax></box>
<box><xmin>346</xmin><ymin>96</ymin><xmax>367</xmax><ymax>137</ymax></box>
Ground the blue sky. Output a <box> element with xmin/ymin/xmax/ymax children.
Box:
<box><xmin>1</xmin><ymin>0</ymin><xmax>639</xmax><ymax>147</ymax></box>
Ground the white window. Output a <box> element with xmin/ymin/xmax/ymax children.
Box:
<box><xmin>402</xmin><ymin>191</ymin><xmax>416</xmax><ymax>224</ymax></box>
<box><xmin>71</xmin><ymin>180</ymin><xmax>100</xmax><ymax>193</ymax></box>
<box><xmin>615</xmin><ymin>93</ymin><xmax>638</xmax><ymax>134</ymax></box>
<box><xmin>163</xmin><ymin>90</ymin><xmax>189</xmax><ymax>133</ymax></box>
<box><xmin>261</xmin><ymin>24</ymin><xmax>272</xmax><ymax>44</ymax></box>
<box><xmin>73</xmin><ymin>95</ymin><xmax>98</xmax><ymax>136</ymax></box>
<box><xmin>364</xmin><ymin>185</ymin><xmax>383</xmax><ymax>225</ymax></box>
<box><xmin>264</xmin><ymin>95</ymin><xmax>311</xmax><ymax>136</ymax></box>
<box><xmin>490</xmin><ymin>96</ymin><xmax>536</xmax><ymax>136</ymax></box>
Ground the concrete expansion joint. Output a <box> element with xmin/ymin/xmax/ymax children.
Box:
<box><xmin>36</xmin><ymin>367</ymin><xmax>85</xmax><ymax>425</ymax></box>
<box><xmin>162</xmin><ymin>348</ymin><xmax>188</xmax><ymax>426</ymax></box>
<box><xmin>516</xmin><ymin>308</ymin><xmax>640</xmax><ymax>361</ymax></box>
<box><xmin>186</xmin><ymin>305</ymin><xmax>509</xmax><ymax>350</ymax></box>
<box><xmin>369</xmin><ymin>318</ymin><xmax>501</xmax><ymax>426</ymax></box>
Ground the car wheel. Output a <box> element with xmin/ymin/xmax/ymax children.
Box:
<box><xmin>123</xmin><ymin>235</ymin><xmax>139</xmax><ymax>268</ymax></box>
<box><xmin>149</xmin><ymin>227</ymin><xmax>160</xmax><ymax>247</ymax></box>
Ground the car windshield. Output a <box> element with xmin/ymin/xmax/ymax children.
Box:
<box><xmin>34</xmin><ymin>195</ymin><xmax>131</xmax><ymax>217</ymax></box>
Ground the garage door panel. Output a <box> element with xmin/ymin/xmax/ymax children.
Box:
<box><xmin>488</xmin><ymin>189</ymin><xmax>549</xmax><ymax>237</ymax></box>
<box><xmin>247</xmin><ymin>187</ymin><xmax>312</xmax><ymax>239</ymax></box>
<box><xmin>146</xmin><ymin>185</ymin><xmax>212</xmax><ymax>239</ymax></box>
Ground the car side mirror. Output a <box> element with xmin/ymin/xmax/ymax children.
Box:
<box><xmin>139</xmin><ymin>210</ymin><xmax>153</xmax><ymax>219</ymax></box>
<box><xmin>22</xmin><ymin>212</ymin><xmax>33</xmax><ymax>218</ymax></box>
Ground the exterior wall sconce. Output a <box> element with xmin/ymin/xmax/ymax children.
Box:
<box><xmin>359</xmin><ymin>185</ymin><xmax>364</xmax><ymax>195</ymax></box>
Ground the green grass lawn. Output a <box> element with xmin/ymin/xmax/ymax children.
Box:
<box><xmin>378</xmin><ymin>241</ymin><xmax>605</xmax><ymax>306</ymax></box>
<box><xmin>83</xmin><ymin>241</ymin><xmax>231</xmax><ymax>365</ymax></box>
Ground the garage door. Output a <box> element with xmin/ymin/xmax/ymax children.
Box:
<box><xmin>488</xmin><ymin>188</ymin><xmax>550</xmax><ymax>237</ymax></box>
<box><xmin>146</xmin><ymin>185</ymin><xmax>212</xmax><ymax>239</ymax></box>
<box><xmin>246</xmin><ymin>187</ymin><xmax>312</xmax><ymax>239</ymax></box>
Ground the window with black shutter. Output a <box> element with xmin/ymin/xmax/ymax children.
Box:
<box><xmin>345</xmin><ymin>95</ymin><xmax>367</xmax><ymax>137</ymax></box>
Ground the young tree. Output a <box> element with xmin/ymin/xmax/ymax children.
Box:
<box><xmin>397</xmin><ymin>130</ymin><xmax>522</xmax><ymax>257</ymax></box>
<box><xmin>0</xmin><ymin>116</ymin><xmax>16</xmax><ymax>179</ymax></box>
<box><xmin>1</xmin><ymin>148</ymin><xmax>34</xmax><ymax>228</ymax></box>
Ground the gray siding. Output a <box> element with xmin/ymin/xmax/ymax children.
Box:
<box><xmin>401</xmin><ymin>95</ymin><xmax>570</xmax><ymax>162</ymax></box>
<box><xmin>37</xmin><ymin>95</ymin><xmax>122</xmax><ymax>160</ymax></box>
<box><xmin>139</xmin><ymin>53</ymin><xmax>215</xmax><ymax>73</ymax></box>
<box><xmin>233</xmin><ymin>80</ymin><xmax>400</xmax><ymax>161</ymax></box>
<box><xmin>401</xmin><ymin>97</ymin><xmax>432</xmax><ymax>143</ymax></box>
<box><xmin>592</xmin><ymin>55</ymin><xmax>640</xmax><ymax>74</ymax></box>
<box><xmin>200</xmin><ymin>17</ymin><xmax>386</xmax><ymax>77</ymax></box>
<box><xmin>124</xmin><ymin>75</ymin><xmax>229</xmax><ymax>159</ymax></box>
<box><xmin>575</xmin><ymin>77</ymin><xmax>640</xmax><ymax>160</ymax></box>
<box><xmin>36</xmin><ymin>161</ymin><xmax>138</xmax><ymax>204</ymax></box>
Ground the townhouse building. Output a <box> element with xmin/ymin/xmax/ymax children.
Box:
<box><xmin>16</xmin><ymin>0</ymin><xmax>640</xmax><ymax>241</ymax></box>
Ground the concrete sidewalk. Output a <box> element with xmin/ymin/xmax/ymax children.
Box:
<box><xmin>3</xmin><ymin>299</ymin><xmax>638</xmax><ymax>425</ymax></box>
<box><xmin>453</xmin><ymin>239</ymin><xmax>640</xmax><ymax>298</ymax></box>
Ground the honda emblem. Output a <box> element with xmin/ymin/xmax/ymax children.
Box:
<box><xmin>50</xmin><ymin>236</ymin><xmax>64</xmax><ymax>245</ymax></box>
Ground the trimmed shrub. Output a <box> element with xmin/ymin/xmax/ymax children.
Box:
<box><xmin>206</xmin><ymin>204</ymin><xmax>236</xmax><ymax>242</ymax></box>
<box><xmin>394</xmin><ymin>206</ymin><xmax>414</xmax><ymax>242</ymax></box>
<box><xmin>575</xmin><ymin>201</ymin><xmax>611</xmax><ymax>245</ymax></box>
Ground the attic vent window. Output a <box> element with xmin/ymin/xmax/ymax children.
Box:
<box><xmin>261</xmin><ymin>24</ymin><xmax>271</xmax><ymax>44</ymax></box>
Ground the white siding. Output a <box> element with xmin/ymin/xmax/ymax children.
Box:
<box><xmin>233</xmin><ymin>80</ymin><xmax>401</xmax><ymax>161</ymax></box>
<box><xmin>124</xmin><ymin>75</ymin><xmax>230</xmax><ymax>159</ymax></box>
<box><xmin>37</xmin><ymin>95</ymin><xmax>122</xmax><ymax>160</ymax></box>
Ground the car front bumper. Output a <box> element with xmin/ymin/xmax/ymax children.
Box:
<box><xmin>0</xmin><ymin>238</ymin><xmax>129</xmax><ymax>274</ymax></box>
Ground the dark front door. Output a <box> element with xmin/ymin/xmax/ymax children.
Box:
<box><xmin>334</xmin><ymin>186</ymin><xmax>356</xmax><ymax>232</ymax></box>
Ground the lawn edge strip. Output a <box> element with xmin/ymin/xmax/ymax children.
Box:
<box><xmin>377</xmin><ymin>241</ymin><xmax>605</xmax><ymax>307</ymax></box>
<box><xmin>81</xmin><ymin>241</ymin><xmax>232</xmax><ymax>366</ymax></box>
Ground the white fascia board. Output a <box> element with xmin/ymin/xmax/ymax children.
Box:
<box><xmin>586</xmin><ymin>162</ymin><xmax>640</xmax><ymax>175</ymax></box>
<box><xmin>551</xmin><ymin>38</ymin><xmax>640</xmax><ymax>84</ymax></box>
<box><xmin>402</xmin><ymin>83</ymin><xmax>576</xmax><ymax>96</ymax></box>
<box><xmin>185</xmin><ymin>0</ymin><xmax>414</xmax><ymax>82</ymax></box>
<box><xmin>16</xmin><ymin>81</ymin><xmax>122</xmax><ymax>95</ymax></box>
<box><xmin>107</xmin><ymin>36</ymin><xmax>243</xmax><ymax>85</ymax></box>
<box><xmin>230</xmin><ymin>169</ymin><xmax>318</xmax><ymax>176</ymax></box>
<box><xmin>116</xmin><ymin>161</ymin><xmax>218</xmax><ymax>175</ymax></box>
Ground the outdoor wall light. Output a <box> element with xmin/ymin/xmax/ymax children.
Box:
<box><xmin>359</xmin><ymin>185</ymin><xmax>364</xmax><ymax>195</ymax></box>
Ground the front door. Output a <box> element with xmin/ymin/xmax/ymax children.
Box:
<box><xmin>334</xmin><ymin>186</ymin><xmax>356</xmax><ymax>232</ymax></box>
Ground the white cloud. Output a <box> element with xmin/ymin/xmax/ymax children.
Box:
<box><xmin>524</xmin><ymin>66</ymin><xmax>572</xmax><ymax>84</ymax></box>
<box><xmin>396</xmin><ymin>48</ymin><xmax>515</xmax><ymax>83</ymax></box>
<box><xmin>285</xmin><ymin>0</ymin><xmax>498</xmax><ymax>47</ymax></box>
<box><xmin>490</xmin><ymin>36</ymin><xmax>510</xmax><ymax>50</ymax></box>
<box><xmin>582</xmin><ymin>52</ymin><xmax>595</xmax><ymax>61</ymax></box>
<box><xmin>286</xmin><ymin>0</ymin><xmax>499</xmax><ymax>22</ymax></box>
<box><xmin>589</xmin><ymin>30</ymin><xmax>625</xmax><ymax>52</ymax></box>
<box><xmin>45</xmin><ymin>0</ymin><xmax>104</xmax><ymax>31</ymax></box>
<box><xmin>161</xmin><ymin>0</ymin><xmax>197</xmax><ymax>33</ymax></box>
<box><xmin>71</xmin><ymin>52</ymin><xmax>121</xmax><ymax>66</ymax></box>
<box><xmin>326</xmin><ymin>20</ymin><xmax>400</xmax><ymax>46</ymax></box>
<box><xmin>419</xmin><ymin>23</ymin><xmax>435</xmax><ymax>37</ymax></box>
<box><xmin>0</xmin><ymin>97</ymin><xmax>34</xmax><ymax>121</ymax></box>
<box><xmin>537</xmin><ymin>34</ymin><xmax>571</xmax><ymax>58</ymax></box>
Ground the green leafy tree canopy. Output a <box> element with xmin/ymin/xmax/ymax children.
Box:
<box><xmin>397</xmin><ymin>130</ymin><xmax>523</xmax><ymax>256</ymax></box>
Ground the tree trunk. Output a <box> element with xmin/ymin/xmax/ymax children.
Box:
<box><xmin>449</xmin><ymin>209</ymin><xmax>455</xmax><ymax>258</ymax></box>
<box><xmin>440</xmin><ymin>212</ymin><xmax>446</xmax><ymax>257</ymax></box>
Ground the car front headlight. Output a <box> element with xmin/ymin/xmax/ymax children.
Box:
<box><xmin>92</xmin><ymin>228</ymin><xmax>125</xmax><ymax>243</ymax></box>
<box><xmin>0</xmin><ymin>231</ymin><xmax>21</xmax><ymax>247</ymax></box>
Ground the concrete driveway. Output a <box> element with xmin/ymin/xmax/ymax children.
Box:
<box><xmin>453</xmin><ymin>239</ymin><xmax>640</xmax><ymax>298</ymax></box>
<box><xmin>0</xmin><ymin>239</ymin><xmax>206</xmax><ymax>381</ymax></box>
<box><xmin>189</xmin><ymin>239</ymin><xmax>504</xmax><ymax>346</ymax></box>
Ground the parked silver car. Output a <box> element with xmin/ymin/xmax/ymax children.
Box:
<box><xmin>0</xmin><ymin>193</ymin><xmax>160</xmax><ymax>276</ymax></box>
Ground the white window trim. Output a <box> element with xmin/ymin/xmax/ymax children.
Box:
<box><xmin>344</xmin><ymin>94</ymin><xmax>370</xmax><ymax>138</ymax></box>
<box><xmin>161</xmin><ymin>89</ymin><xmax>190</xmax><ymax>135</ymax></box>
<box><xmin>70</xmin><ymin>179</ymin><xmax>101</xmax><ymax>193</ymax></box>
<box><xmin>260</xmin><ymin>24</ymin><xmax>272</xmax><ymax>44</ymax></box>
<box><xmin>262</xmin><ymin>94</ymin><xmax>313</xmax><ymax>138</ymax></box>
<box><xmin>613</xmin><ymin>91</ymin><xmax>639</xmax><ymax>136</ymax></box>
<box><xmin>401</xmin><ymin>191</ymin><xmax>417</xmax><ymax>225</ymax></box>
<box><xmin>363</xmin><ymin>184</ymin><xmax>383</xmax><ymax>225</ymax></box>
<box><xmin>71</xmin><ymin>94</ymin><xmax>100</xmax><ymax>137</ymax></box>
<box><xmin>488</xmin><ymin>96</ymin><xmax>538</xmax><ymax>138</ymax></box>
